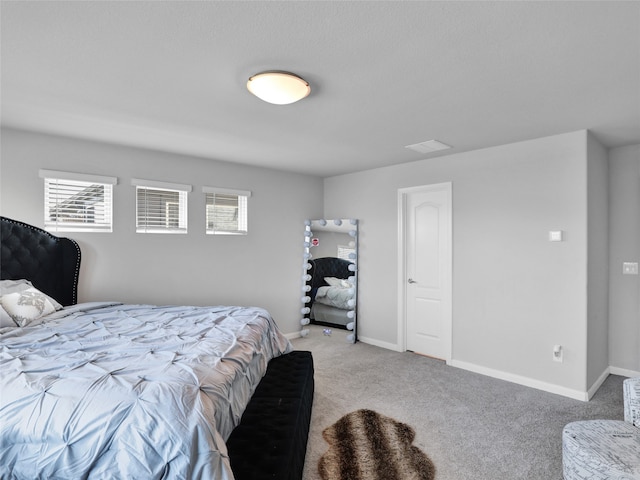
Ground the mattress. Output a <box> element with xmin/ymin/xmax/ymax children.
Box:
<box><xmin>0</xmin><ymin>302</ymin><xmax>292</xmax><ymax>479</ymax></box>
<box><xmin>311</xmin><ymin>302</ymin><xmax>350</xmax><ymax>327</ymax></box>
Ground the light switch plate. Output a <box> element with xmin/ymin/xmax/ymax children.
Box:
<box><xmin>549</xmin><ymin>230</ymin><xmax>563</xmax><ymax>242</ymax></box>
<box><xmin>623</xmin><ymin>262</ymin><xmax>639</xmax><ymax>275</ymax></box>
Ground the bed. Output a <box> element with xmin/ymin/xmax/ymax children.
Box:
<box><xmin>0</xmin><ymin>216</ymin><xmax>312</xmax><ymax>480</ymax></box>
<box><xmin>304</xmin><ymin>256</ymin><xmax>355</xmax><ymax>329</ymax></box>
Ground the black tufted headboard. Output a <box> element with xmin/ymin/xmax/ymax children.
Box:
<box><xmin>1</xmin><ymin>217</ymin><xmax>81</xmax><ymax>306</ymax></box>
<box><xmin>307</xmin><ymin>257</ymin><xmax>353</xmax><ymax>291</ymax></box>
<box><xmin>304</xmin><ymin>257</ymin><xmax>353</xmax><ymax>315</ymax></box>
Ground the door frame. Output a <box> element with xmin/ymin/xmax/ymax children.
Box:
<box><xmin>397</xmin><ymin>182</ymin><xmax>453</xmax><ymax>362</ymax></box>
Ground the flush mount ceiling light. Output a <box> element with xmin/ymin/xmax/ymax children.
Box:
<box><xmin>246</xmin><ymin>71</ymin><xmax>311</xmax><ymax>105</ymax></box>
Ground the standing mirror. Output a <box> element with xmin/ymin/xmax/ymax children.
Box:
<box><xmin>300</xmin><ymin>218</ymin><xmax>358</xmax><ymax>343</ymax></box>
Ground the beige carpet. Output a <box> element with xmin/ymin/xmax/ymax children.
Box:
<box><xmin>318</xmin><ymin>409</ymin><xmax>435</xmax><ymax>480</ymax></box>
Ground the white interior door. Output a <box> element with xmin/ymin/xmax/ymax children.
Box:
<box><xmin>400</xmin><ymin>183</ymin><xmax>452</xmax><ymax>360</ymax></box>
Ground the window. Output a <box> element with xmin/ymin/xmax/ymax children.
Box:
<box><xmin>132</xmin><ymin>179</ymin><xmax>191</xmax><ymax>234</ymax></box>
<box><xmin>40</xmin><ymin>169</ymin><xmax>117</xmax><ymax>233</ymax></box>
<box><xmin>338</xmin><ymin>244</ymin><xmax>356</xmax><ymax>261</ymax></box>
<box><xmin>203</xmin><ymin>186</ymin><xmax>251</xmax><ymax>235</ymax></box>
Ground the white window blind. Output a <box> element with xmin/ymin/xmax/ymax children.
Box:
<box><xmin>337</xmin><ymin>245</ymin><xmax>356</xmax><ymax>261</ymax></box>
<box><xmin>203</xmin><ymin>187</ymin><xmax>251</xmax><ymax>235</ymax></box>
<box><xmin>40</xmin><ymin>170</ymin><xmax>117</xmax><ymax>233</ymax></box>
<box><xmin>132</xmin><ymin>179</ymin><xmax>191</xmax><ymax>234</ymax></box>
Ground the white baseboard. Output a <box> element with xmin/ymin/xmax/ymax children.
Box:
<box><xmin>610</xmin><ymin>366</ymin><xmax>640</xmax><ymax>378</ymax></box>
<box><xmin>288</xmin><ymin>330</ymin><xmax>639</xmax><ymax>398</ymax></box>
<box><xmin>284</xmin><ymin>331</ymin><xmax>302</xmax><ymax>340</ymax></box>
<box><xmin>440</xmin><ymin>361</ymin><xmax>638</xmax><ymax>401</ymax></box>
<box><xmin>449</xmin><ymin>359</ymin><xmax>589</xmax><ymax>401</ymax></box>
<box><xmin>587</xmin><ymin>368</ymin><xmax>611</xmax><ymax>400</ymax></box>
<box><xmin>358</xmin><ymin>335</ymin><xmax>403</xmax><ymax>352</ymax></box>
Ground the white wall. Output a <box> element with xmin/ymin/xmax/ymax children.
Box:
<box><xmin>0</xmin><ymin>127</ymin><xmax>324</xmax><ymax>336</ymax></box>
<box><xmin>609</xmin><ymin>144</ymin><xmax>640</xmax><ymax>375</ymax></box>
<box><xmin>325</xmin><ymin>131</ymin><xmax>596</xmax><ymax>398</ymax></box>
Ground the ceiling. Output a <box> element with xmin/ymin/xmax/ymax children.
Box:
<box><xmin>1</xmin><ymin>1</ymin><xmax>639</xmax><ymax>177</ymax></box>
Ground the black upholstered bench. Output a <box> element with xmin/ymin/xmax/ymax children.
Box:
<box><xmin>227</xmin><ymin>350</ymin><xmax>314</xmax><ymax>480</ymax></box>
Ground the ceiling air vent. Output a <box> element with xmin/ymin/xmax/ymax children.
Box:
<box><xmin>405</xmin><ymin>139</ymin><xmax>452</xmax><ymax>154</ymax></box>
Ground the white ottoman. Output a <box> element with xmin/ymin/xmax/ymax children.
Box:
<box><xmin>624</xmin><ymin>377</ymin><xmax>640</xmax><ymax>427</ymax></box>
<box><xmin>563</xmin><ymin>420</ymin><xmax>640</xmax><ymax>480</ymax></box>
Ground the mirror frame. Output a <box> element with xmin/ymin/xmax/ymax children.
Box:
<box><xmin>300</xmin><ymin>218</ymin><xmax>358</xmax><ymax>343</ymax></box>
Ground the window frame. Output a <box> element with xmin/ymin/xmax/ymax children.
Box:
<box><xmin>202</xmin><ymin>186</ymin><xmax>252</xmax><ymax>235</ymax></box>
<box><xmin>39</xmin><ymin>169</ymin><xmax>117</xmax><ymax>233</ymax></box>
<box><xmin>132</xmin><ymin>178</ymin><xmax>192</xmax><ymax>234</ymax></box>
<box><xmin>337</xmin><ymin>244</ymin><xmax>357</xmax><ymax>261</ymax></box>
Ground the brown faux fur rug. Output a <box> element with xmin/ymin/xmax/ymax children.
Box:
<box><xmin>318</xmin><ymin>409</ymin><xmax>436</xmax><ymax>480</ymax></box>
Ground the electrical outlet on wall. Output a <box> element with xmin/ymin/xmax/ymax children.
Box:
<box><xmin>553</xmin><ymin>345</ymin><xmax>563</xmax><ymax>363</ymax></box>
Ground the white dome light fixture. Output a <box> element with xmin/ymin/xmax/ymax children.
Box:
<box><xmin>247</xmin><ymin>71</ymin><xmax>311</xmax><ymax>105</ymax></box>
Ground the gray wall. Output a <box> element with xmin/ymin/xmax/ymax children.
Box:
<box><xmin>608</xmin><ymin>144</ymin><xmax>640</xmax><ymax>374</ymax></box>
<box><xmin>324</xmin><ymin>131</ymin><xmax>601</xmax><ymax>397</ymax></box>
<box><xmin>586</xmin><ymin>133</ymin><xmax>609</xmax><ymax>391</ymax></box>
<box><xmin>2</xmin><ymin>126</ymin><xmax>638</xmax><ymax>398</ymax></box>
<box><xmin>311</xmin><ymin>230</ymin><xmax>353</xmax><ymax>259</ymax></box>
<box><xmin>0</xmin><ymin>127</ymin><xmax>324</xmax><ymax>336</ymax></box>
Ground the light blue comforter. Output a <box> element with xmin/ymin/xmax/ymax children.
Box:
<box><xmin>0</xmin><ymin>302</ymin><xmax>292</xmax><ymax>479</ymax></box>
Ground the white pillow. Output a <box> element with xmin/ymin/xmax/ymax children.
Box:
<box><xmin>324</xmin><ymin>277</ymin><xmax>343</xmax><ymax>287</ymax></box>
<box><xmin>0</xmin><ymin>279</ymin><xmax>63</xmax><ymax>327</ymax></box>
<box><xmin>324</xmin><ymin>277</ymin><xmax>351</xmax><ymax>288</ymax></box>
<box><xmin>0</xmin><ymin>304</ymin><xmax>17</xmax><ymax>328</ymax></box>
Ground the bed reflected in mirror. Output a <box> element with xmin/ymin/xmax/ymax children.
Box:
<box><xmin>300</xmin><ymin>219</ymin><xmax>358</xmax><ymax>343</ymax></box>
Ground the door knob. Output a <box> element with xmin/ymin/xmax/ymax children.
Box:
<box><xmin>408</xmin><ymin>278</ymin><xmax>417</xmax><ymax>284</ymax></box>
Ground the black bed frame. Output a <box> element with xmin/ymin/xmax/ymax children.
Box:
<box><xmin>0</xmin><ymin>216</ymin><xmax>314</xmax><ymax>480</ymax></box>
